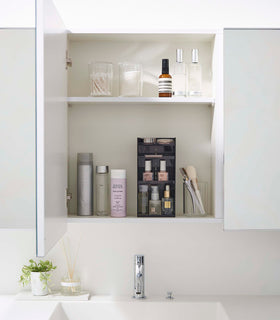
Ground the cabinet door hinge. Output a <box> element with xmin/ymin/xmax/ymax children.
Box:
<box><xmin>66</xmin><ymin>188</ymin><xmax>72</xmax><ymax>208</ymax></box>
<box><xmin>66</xmin><ymin>50</ymin><xmax>72</xmax><ymax>69</ymax></box>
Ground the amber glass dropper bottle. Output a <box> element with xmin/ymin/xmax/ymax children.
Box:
<box><xmin>158</xmin><ymin>59</ymin><xmax>172</xmax><ymax>97</ymax></box>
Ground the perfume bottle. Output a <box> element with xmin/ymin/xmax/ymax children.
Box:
<box><xmin>158</xmin><ymin>59</ymin><xmax>172</xmax><ymax>97</ymax></box>
<box><xmin>158</xmin><ymin>160</ymin><xmax>168</xmax><ymax>181</ymax></box>
<box><xmin>143</xmin><ymin>160</ymin><xmax>153</xmax><ymax>181</ymax></box>
<box><xmin>149</xmin><ymin>186</ymin><xmax>161</xmax><ymax>215</ymax></box>
<box><xmin>162</xmin><ymin>185</ymin><xmax>174</xmax><ymax>215</ymax></box>
<box><xmin>173</xmin><ymin>49</ymin><xmax>186</xmax><ymax>96</ymax></box>
<box><xmin>188</xmin><ymin>49</ymin><xmax>202</xmax><ymax>96</ymax></box>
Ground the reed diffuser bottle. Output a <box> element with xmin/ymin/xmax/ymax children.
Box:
<box><xmin>158</xmin><ymin>59</ymin><xmax>172</xmax><ymax>97</ymax></box>
<box><xmin>61</xmin><ymin>238</ymin><xmax>81</xmax><ymax>296</ymax></box>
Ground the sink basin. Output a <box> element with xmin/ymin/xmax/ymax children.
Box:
<box><xmin>52</xmin><ymin>298</ymin><xmax>229</xmax><ymax>320</ymax></box>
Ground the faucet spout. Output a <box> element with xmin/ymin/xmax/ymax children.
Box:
<box><xmin>133</xmin><ymin>255</ymin><xmax>145</xmax><ymax>299</ymax></box>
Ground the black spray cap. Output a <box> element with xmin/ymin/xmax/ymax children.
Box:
<box><xmin>162</xmin><ymin>59</ymin><xmax>169</xmax><ymax>74</ymax></box>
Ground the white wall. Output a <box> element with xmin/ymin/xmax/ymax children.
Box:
<box><xmin>46</xmin><ymin>222</ymin><xmax>280</xmax><ymax>295</ymax></box>
<box><xmin>1</xmin><ymin>0</ymin><xmax>280</xmax><ymax>295</ymax></box>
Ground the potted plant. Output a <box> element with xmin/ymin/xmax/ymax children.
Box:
<box><xmin>19</xmin><ymin>259</ymin><xmax>56</xmax><ymax>296</ymax></box>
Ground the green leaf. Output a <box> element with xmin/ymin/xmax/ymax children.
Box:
<box><xmin>19</xmin><ymin>259</ymin><xmax>56</xmax><ymax>287</ymax></box>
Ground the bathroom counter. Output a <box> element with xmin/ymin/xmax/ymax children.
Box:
<box><xmin>1</xmin><ymin>295</ymin><xmax>280</xmax><ymax>320</ymax></box>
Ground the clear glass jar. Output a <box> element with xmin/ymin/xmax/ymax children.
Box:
<box><xmin>61</xmin><ymin>273</ymin><xmax>81</xmax><ymax>296</ymax></box>
<box><xmin>119</xmin><ymin>63</ymin><xmax>142</xmax><ymax>97</ymax></box>
<box><xmin>89</xmin><ymin>61</ymin><xmax>113</xmax><ymax>96</ymax></box>
<box><xmin>96</xmin><ymin>166</ymin><xmax>109</xmax><ymax>216</ymax></box>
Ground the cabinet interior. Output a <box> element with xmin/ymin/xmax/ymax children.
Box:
<box><xmin>66</xmin><ymin>32</ymin><xmax>219</xmax><ymax>218</ymax></box>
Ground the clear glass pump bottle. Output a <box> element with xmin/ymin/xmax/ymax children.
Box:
<box><xmin>188</xmin><ymin>49</ymin><xmax>202</xmax><ymax>96</ymax></box>
<box><xmin>173</xmin><ymin>49</ymin><xmax>186</xmax><ymax>96</ymax></box>
<box><xmin>96</xmin><ymin>165</ymin><xmax>109</xmax><ymax>216</ymax></box>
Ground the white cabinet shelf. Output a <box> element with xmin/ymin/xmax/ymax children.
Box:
<box><xmin>67</xmin><ymin>215</ymin><xmax>223</xmax><ymax>224</ymax></box>
<box><xmin>67</xmin><ymin>97</ymin><xmax>215</xmax><ymax>106</ymax></box>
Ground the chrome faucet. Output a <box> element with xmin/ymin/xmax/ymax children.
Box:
<box><xmin>133</xmin><ymin>255</ymin><xmax>145</xmax><ymax>299</ymax></box>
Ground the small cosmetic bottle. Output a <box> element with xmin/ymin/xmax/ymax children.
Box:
<box><xmin>188</xmin><ymin>49</ymin><xmax>202</xmax><ymax>96</ymax></box>
<box><xmin>138</xmin><ymin>185</ymin><xmax>149</xmax><ymax>215</ymax></box>
<box><xmin>143</xmin><ymin>160</ymin><xmax>153</xmax><ymax>181</ymax></box>
<box><xmin>173</xmin><ymin>48</ymin><xmax>186</xmax><ymax>96</ymax></box>
<box><xmin>158</xmin><ymin>59</ymin><xmax>172</xmax><ymax>97</ymax></box>
<box><xmin>158</xmin><ymin>160</ymin><xmax>168</xmax><ymax>181</ymax></box>
<box><xmin>111</xmin><ymin>169</ymin><xmax>127</xmax><ymax>217</ymax></box>
<box><xmin>149</xmin><ymin>186</ymin><xmax>161</xmax><ymax>215</ymax></box>
<box><xmin>162</xmin><ymin>185</ymin><xmax>174</xmax><ymax>215</ymax></box>
<box><xmin>96</xmin><ymin>165</ymin><xmax>109</xmax><ymax>216</ymax></box>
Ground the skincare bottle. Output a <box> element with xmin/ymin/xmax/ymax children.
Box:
<box><xmin>173</xmin><ymin>49</ymin><xmax>186</xmax><ymax>96</ymax></box>
<box><xmin>162</xmin><ymin>185</ymin><xmax>174</xmax><ymax>215</ymax></box>
<box><xmin>158</xmin><ymin>59</ymin><xmax>172</xmax><ymax>97</ymax></box>
<box><xmin>111</xmin><ymin>169</ymin><xmax>127</xmax><ymax>217</ymax></box>
<box><xmin>138</xmin><ymin>185</ymin><xmax>149</xmax><ymax>215</ymax></box>
<box><xmin>158</xmin><ymin>160</ymin><xmax>168</xmax><ymax>181</ymax></box>
<box><xmin>143</xmin><ymin>160</ymin><xmax>153</xmax><ymax>181</ymax></box>
<box><xmin>188</xmin><ymin>49</ymin><xmax>202</xmax><ymax>96</ymax></box>
<box><xmin>96</xmin><ymin>165</ymin><xmax>109</xmax><ymax>216</ymax></box>
<box><xmin>149</xmin><ymin>186</ymin><xmax>161</xmax><ymax>215</ymax></box>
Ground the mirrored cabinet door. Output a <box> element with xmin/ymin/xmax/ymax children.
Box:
<box><xmin>36</xmin><ymin>0</ymin><xmax>68</xmax><ymax>256</ymax></box>
<box><xmin>0</xmin><ymin>29</ymin><xmax>35</xmax><ymax>229</ymax></box>
<box><xmin>224</xmin><ymin>29</ymin><xmax>280</xmax><ymax>229</ymax></box>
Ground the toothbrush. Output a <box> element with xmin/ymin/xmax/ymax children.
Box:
<box><xmin>185</xmin><ymin>166</ymin><xmax>206</xmax><ymax>215</ymax></box>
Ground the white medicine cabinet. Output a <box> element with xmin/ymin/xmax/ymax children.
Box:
<box><xmin>35</xmin><ymin>0</ymin><xmax>280</xmax><ymax>256</ymax></box>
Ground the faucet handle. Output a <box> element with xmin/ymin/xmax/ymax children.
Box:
<box><xmin>166</xmin><ymin>291</ymin><xmax>174</xmax><ymax>300</ymax></box>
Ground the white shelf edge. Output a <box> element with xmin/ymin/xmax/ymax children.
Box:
<box><xmin>67</xmin><ymin>97</ymin><xmax>215</xmax><ymax>106</ymax></box>
<box><xmin>67</xmin><ymin>28</ymin><xmax>222</xmax><ymax>35</ymax></box>
<box><xmin>67</xmin><ymin>216</ymin><xmax>223</xmax><ymax>224</ymax></box>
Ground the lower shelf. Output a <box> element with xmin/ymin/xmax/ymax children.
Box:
<box><xmin>67</xmin><ymin>215</ymin><xmax>223</xmax><ymax>223</ymax></box>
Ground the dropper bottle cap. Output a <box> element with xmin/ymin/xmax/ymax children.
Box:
<box><xmin>162</xmin><ymin>59</ymin><xmax>169</xmax><ymax>74</ymax></box>
<box><xmin>164</xmin><ymin>185</ymin><xmax>170</xmax><ymax>198</ymax></box>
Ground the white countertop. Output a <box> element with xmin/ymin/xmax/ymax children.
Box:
<box><xmin>1</xmin><ymin>295</ymin><xmax>280</xmax><ymax>320</ymax></box>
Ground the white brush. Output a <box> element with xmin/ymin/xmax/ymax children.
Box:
<box><xmin>185</xmin><ymin>166</ymin><xmax>206</xmax><ymax>215</ymax></box>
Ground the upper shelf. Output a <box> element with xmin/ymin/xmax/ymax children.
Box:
<box><xmin>68</xmin><ymin>32</ymin><xmax>217</xmax><ymax>42</ymax></box>
<box><xmin>67</xmin><ymin>97</ymin><xmax>215</xmax><ymax>106</ymax></box>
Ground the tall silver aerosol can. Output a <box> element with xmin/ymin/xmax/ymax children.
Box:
<box><xmin>77</xmin><ymin>153</ymin><xmax>93</xmax><ymax>216</ymax></box>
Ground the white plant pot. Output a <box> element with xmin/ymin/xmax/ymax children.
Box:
<box><xmin>30</xmin><ymin>272</ymin><xmax>48</xmax><ymax>296</ymax></box>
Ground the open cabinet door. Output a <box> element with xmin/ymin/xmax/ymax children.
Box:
<box><xmin>36</xmin><ymin>0</ymin><xmax>68</xmax><ymax>256</ymax></box>
<box><xmin>224</xmin><ymin>29</ymin><xmax>280</xmax><ymax>229</ymax></box>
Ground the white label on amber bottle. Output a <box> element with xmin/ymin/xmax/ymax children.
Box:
<box><xmin>158</xmin><ymin>78</ymin><xmax>172</xmax><ymax>93</ymax></box>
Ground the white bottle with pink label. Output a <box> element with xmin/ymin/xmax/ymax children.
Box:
<box><xmin>111</xmin><ymin>169</ymin><xmax>127</xmax><ymax>217</ymax></box>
